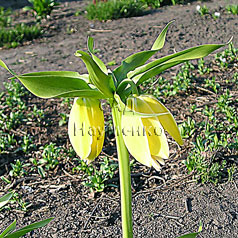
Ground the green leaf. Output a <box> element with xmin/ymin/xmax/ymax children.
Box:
<box><xmin>177</xmin><ymin>232</ymin><xmax>199</xmax><ymax>238</ymax></box>
<box><xmin>132</xmin><ymin>60</ymin><xmax>186</xmax><ymax>85</ymax></box>
<box><xmin>151</xmin><ymin>20</ymin><xmax>175</xmax><ymax>50</ymax></box>
<box><xmin>177</xmin><ymin>223</ymin><xmax>202</xmax><ymax>238</ymax></box>
<box><xmin>0</xmin><ymin>220</ymin><xmax>16</xmax><ymax>238</ymax></box>
<box><xmin>75</xmin><ymin>50</ymin><xmax>114</xmax><ymax>98</ymax></box>
<box><xmin>129</xmin><ymin>43</ymin><xmax>225</xmax><ymax>85</ymax></box>
<box><xmin>4</xmin><ymin>218</ymin><xmax>53</xmax><ymax>238</ymax></box>
<box><xmin>0</xmin><ymin>192</ymin><xmax>13</xmax><ymax>209</ymax></box>
<box><xmin>21</xmin><ymin>71</ymin><xmax>83</xmax><ymax>78</ymax></box>
<box><xmin>0</xmin><ymin>61</ymin><xmax>101</xmax><ymax>98</ymax></box>
<box><xmin>15</xmin><ymin>74</ymin><xmax>96</xmax><ymax>98</ymax></box>
<box><xmin>87</xmin><ymin>37</ymin><xmax>108</xmax><ymax>74</ymax></box>
<box><xmin>22</xmin><ymin>6</ymin><xmax>33</xmax><ymax>11</ymax></box>
<box><xmin>113</xmin><ymin>21</ymin><xmax>174</xmax><ymax>82</ymax></box>
<box><xmin>0</xmin><ymin>60</ymin><xmax>16</xmax><ymax>76</ymax></box>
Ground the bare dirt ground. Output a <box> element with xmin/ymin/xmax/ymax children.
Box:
<box><xmin>0</xmin><ymin>0</ymin><xmax>238</xmax><ymax>237</ymax></box>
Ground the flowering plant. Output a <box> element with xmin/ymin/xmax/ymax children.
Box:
<box><xmin>0</xmin><ymin>21</ymin><xmax>227</xmax><ymax>237</ymax></box>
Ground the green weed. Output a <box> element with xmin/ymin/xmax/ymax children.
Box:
<box><xmin>59</xmin><ymin>112</ymin><xmax>68</xmax><ymax>126</ymax></box>
<box><xmin>39</xmin><ymin>143</ymin><xmax>60</xmax><ymax>170</ymax></box>
<box><xmin>0</xmin><ymin>8</ymin><xmax>42</xmax><ymax>48</ymax></box>
<box><xmin>86</xmin><ymin>0</ymin><xmax>145</xmax><ymax>21</ymax></box>
<box><xmin>9</xmin><ymin>160</ymin><xmax>29</xmax><ymax>178</ymax></box>
<box><xmin>204</xmin><ymin>76</ymin><xmax>220</xmax><ymax>94</ymax></box>
<box><xmin>198</xmin><ymin>58</ymin><xmax>211</xmax><ymax>75</ymax></box>
<box><xmin>24</xmin><ymin>0</ymin><xmax>59</xmax><ymax>21</ymax></box>
<box><xmin>73</xmin><ymin>157</ymin><xmax>118</xmax><ymax>192</ymax></box>
<box><xmin>0</xmin><ymin>23</ymin><xmax>42</xmax><ymax>48</ymax></box>
<box><xmin>215</xmin><ymin>43</ymin><xmax>238</xmax><ymax>68</ymax></box>
<box><xmin>179</xmin><ymin>117</ymin><xmax>196</xmax><ymax>139</ymax></box>
<box><xmin>196</xmin><ymin>5</ymin><xmax>209</xmax><ymax>16</ymax></box>
<box><xmin>184</xmin><ymin>90</ymin><xmax>237</xmax><ymax>183</ymax></box>
<box><xmin>0</xmin><ymin>7</ymin><xmax>12</xmax><ymax>27</ymax></box>
<box><xmin>226</xmin><ymin>5</ymin><xmax>238</xmax><ymax>15</ymax></box>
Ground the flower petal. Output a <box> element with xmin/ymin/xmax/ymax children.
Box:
<box><xmin>121</xmin><ymin>113</ymin><xmax>152</xmax><ymax>167</ymax></box>
<box><xmin>86</xmin><ymin>99</ymin><xmax>105</xmax><ymax>161</ymax></box>
<box><xmin>141</xmin><ymin>117</ymin><xmax>169</xmax><ymax>159</ymax></box>
<box><xmin>68</xmin><ymin>98</ymin><xmax>92</xmax><ymax>159</ymax></box>
<box><xmin>151</xmin><ymin>159</ymin><xmax>161</xmax><ymax>171</ymax></box>
<box><xmin>140</xmin><ymin>95</ymin><xmax>183</xmax><ymax>145</ymax></box>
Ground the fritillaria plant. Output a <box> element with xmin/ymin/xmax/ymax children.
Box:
<box><xmin>0</xmin><ymin>21</ymin><xmax>227</xmax><ymax>238</ymax></box>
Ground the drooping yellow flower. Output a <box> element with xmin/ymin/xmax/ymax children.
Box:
<box><xmin>68</xmin><ymin>97</ymin><xmax>104</xmax><ymax>162</ymax></box>
<box><xmin>121</xmin><ymin>95</ymin><xmax>183</xmax><ymax>170</ymax></box>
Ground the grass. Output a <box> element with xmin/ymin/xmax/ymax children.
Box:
<box><xmin>86</xmin><ymin>0</ymin><xmax>145</xmax><ymax>21</ymax></box>
<box><xmin>226</xmin><ymin>4</ymin><xmax>238</xmax><ymax>15</ymax></box>
<box><xmin>0</xmin><ymin>7</ymin><xmax>42</xmax><ymax>48</ymax></box>
<box><xmin>0</xmin><ymin>23</ymin><xmax>42</xmax><ymax>48</ymax></box>
<box><xmin>85</xmin><ymin>0</ymin><xmax>196</xmax><ymax>21</ymax></box>
<box><xmin>23</xmin><ymin>0</ymin><xmax>60</xmax><ymax>21</ymax></box>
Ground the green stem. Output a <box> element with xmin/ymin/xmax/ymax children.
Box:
<box><xmin>111</xmin><ymin>103</ymin><xmax>133</xmax><ymax>238</ymax></box>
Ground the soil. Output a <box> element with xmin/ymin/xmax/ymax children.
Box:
<box><xmin>0</xmin><ymin>0</ymin><xmax>238</xmax><ymax>237</ymax></box>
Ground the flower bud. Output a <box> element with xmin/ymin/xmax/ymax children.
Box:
<box><xmin>68</xmin><ymin>98</ymin><xmax>104</xmax><ymax>162</ymax></box>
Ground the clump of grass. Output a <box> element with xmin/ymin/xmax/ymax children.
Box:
<box><xmin>85</xmin><ymin>0</ymin><xmax>195</xmax><ymax>20</ymax></box>
<box><xmin>226</xmin><ymin>4</ymin><xmax>238</xmax><ymax>15</ymax></box>
<box><xmin>0</xmin><ymin>7</ymin><xmax>12</xmax><ymax>27</ymax></box>
<box><xmin>196</xmin><ymin>4</ymin><xmax>210</xmax><ymax>16</ymax></box>
<box><xmin>0</xmin><ymin>23</ymin><xmax>42</xmax><ymax>48</ymax></box>
<box><xmin>0</xmin><ymin>8</ymin><xmax>42</xmax><ymax>48</ymax></box>
<box><xmin>23</xmin><ymin>0</ymin><xmax>59</xmax><ymax>21</ymax></box>
<box><xmin>86</xmin><ymin>0</ymin><xmax>145</xmax><ymax>21</ymax></box>
<box><xmin>139</xmin><ymin>0</ymin><xmax>191</xmax><ymax>9</ymax></box>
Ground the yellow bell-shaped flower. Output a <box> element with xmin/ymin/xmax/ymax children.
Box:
<box><xmin>121</xmin><ymin>95</ymin><xmax>183</xmax><ymax>170</ymax></box>
<box><xmin>68</xmin><ymin>97</ymin><xmax>104</xmax><ymax>162</ymax></box>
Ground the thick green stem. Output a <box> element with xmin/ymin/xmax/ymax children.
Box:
<box><xmin>111</xmin><ymin>104</ymin><xmax>133</xmax><ymax>238</ymax></box>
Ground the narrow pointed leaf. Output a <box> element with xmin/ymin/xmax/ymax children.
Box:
<box><xmin>21</xmin><ymin>71</ymin><xmax>87</xmax><ymax>79</ymax></box>
<box><xmin>113</xmin><ymin>21</ymin><xmax>174</xmax><ymax>82</ymax></box>
<box><xmin>0</xmin><ymin>59</ymin><xmax>16</xmax><ymax>75</ymax></box>
<box><xmin>177</xmin><ymin>232</ymin><xmax>199</xmax><ymax>238</ymax></box>
<box><xmin>132</xmin><ymin>60</ymin><xmax>185</xmax><ymax>85</ymax></box>
<box><xmin>151</xmin><ymin>20</ymin><xmax>175</xmax><ymax>50</ymax></box>
<box><xmin>87</xmin><ymin>37</ymin><xmax>108</xmax><ymax>74</ymax></box>
<box><xmin>0</xmin><ymin>63</ymin><xmax>99</xmax><ymax>98</ymax></box>
<box><xmin>0</xmin><ymin>220</ymin><xmax>16</xmax><ymax>238</ymax></box>
<box><xmin>75</xmin><ymin>50</ymin><xmax>114</xmax><ymax>97</ymax></box>
<box><xmin>128</xmin><ymin>43</ymin><xmax>225</xmax><ymax>85</ymax></box>
<box><xmin>16</xmin><ymin>74</ymin><xmax>92</xmax><ymax>98</ymax></box>
<box><xmin>4</xmin><ymin>218</ymin><xmax>53</xmax><ymax>238</ymax></box>
<box><xmin>0</xmin><ymin>192</ymin><xmax>13</xmax><ymax>209</ymax></box>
